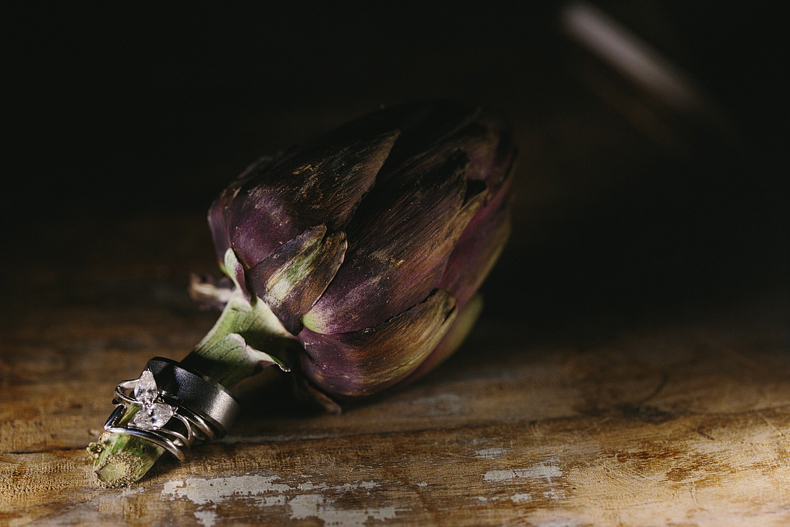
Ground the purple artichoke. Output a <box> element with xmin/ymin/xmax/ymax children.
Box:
<box><xmin>89</xmin><ymin>101</ymin><xmax>516</xmax><ymax>487</ymax></box>
<box><xmin>207</xmin><ymin>100</ymin><xmax>516</xmax><ymax>402</ymax></box>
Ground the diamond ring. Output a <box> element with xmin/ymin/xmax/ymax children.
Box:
<box><xmin>104</xmin><ymin>357</ymin><xmax>240</xmax><ymax>461</ymax></box>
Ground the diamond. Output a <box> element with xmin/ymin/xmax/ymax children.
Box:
<box><xmin>134</xmin><ymin>369</ymin><xmax>158</xmax><ymax>406</ymax></box>
<box><xmin>131</xmin><ymin>402</ymin><xmax>175</xmax><ymax>430</ymax></box>
<box><xmin>129</xmin><ymin>369</ymin><xmax>175</xmax><ymax>430</ymax></box>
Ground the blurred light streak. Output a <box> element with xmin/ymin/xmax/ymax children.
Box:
<box><xmin>561</xmin><ymin>1</ymin><xmax>703</xmax><ymax>111</ymax></box>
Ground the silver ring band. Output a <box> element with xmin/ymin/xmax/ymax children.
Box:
<box><xmin>104</xmin><ymin>357</ymin><xmax>240</xmax><ymax>461</ymax></box>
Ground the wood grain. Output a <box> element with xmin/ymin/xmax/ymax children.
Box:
<box><xmin>1</xmin><ymin>213</ymin><xmax>789</xmax><ymax>525</ymax></box>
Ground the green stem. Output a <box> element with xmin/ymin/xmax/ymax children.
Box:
<box><xmin>89</xmin><ymin>266</ymin><xmax>296</xmax><ymax>487</ymax></box>
<box><xmin>180</xmin><ymin>288</ymin><xmax>292</xmax><ymax>387</ymax></box>
<box><xmin>87</xmin><ymin>405</ymin><xmax>165</xmax><ymax>487</ymax></box>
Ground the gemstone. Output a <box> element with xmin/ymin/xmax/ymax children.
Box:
<box><xmin>131</xmin><ymin>402</ymin><xmax>175</xmax><ymax>430</ymax></box>
<box><xmin>134</xmin><ymin>369</ymin><xmax>158</xmax><ymax>406</ymax></box>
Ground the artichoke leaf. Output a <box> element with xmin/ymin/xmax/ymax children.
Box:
<box><xmin>298</xmin><ymin>289</ymin><xmax>458</xmax><ymax>398</ymax></box>
<box><xmin>226</xmin><ymin>131</ymin><xmax>398</xmax><ymax>268</ymax></box>
<box><xmin>302</xmin><ymin>152</ymin><xmax>484</xmax><ymax>335</ymax></box>
<box><xmin>248</xmin><ymin>225</ymin><xmax>347</xmax><ymax>335</ymax></box>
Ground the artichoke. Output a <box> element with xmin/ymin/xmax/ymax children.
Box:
<box><xmin>90</xmin><ymin>100</ymin><xmax>516</xmax><ymax>486</ymax></box>
<box><xmin>206</xmin><ymin>100</ymin><xmax>516</xmax><ymax>402</ymax></box>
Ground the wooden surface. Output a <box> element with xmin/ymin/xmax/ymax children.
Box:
<box><xmin>1</xmin><ymin>214</ymin><xmax>788</xmax><ymax>526</ymax></box>
<box><xmin>3</xmin><ymin>4</ymin><xmax>787</xmax><ymax>525</ymax></box>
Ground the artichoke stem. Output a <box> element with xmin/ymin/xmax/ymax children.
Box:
<box><xmin>90</xmin><ymin>281</ymin><xmax>295</xmax><ymax>487</ymax></box>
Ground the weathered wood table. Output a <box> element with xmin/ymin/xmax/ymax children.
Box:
<box><xmin>2</xmin><ymin>198</ymin><xmax>788</xmax><ymax>526</ymax></box>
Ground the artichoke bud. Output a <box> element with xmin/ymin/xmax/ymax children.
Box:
<box><xmin>208</xmin><ymin>100</ymin><xmax>516</xmax><ymax>402</ymax></box>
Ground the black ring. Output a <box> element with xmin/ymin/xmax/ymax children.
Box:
<box><xmin>144</xmin><ymin>357</ymin><xmax>240</xmax><ymax>436</ymax></box>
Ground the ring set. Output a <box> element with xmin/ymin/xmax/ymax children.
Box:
<box><xmin>104</xmin><ymin>357</ymin><xmax>240</xmax><ymax>461</ymax></box>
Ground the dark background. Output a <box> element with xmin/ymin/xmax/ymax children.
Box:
<box><xmin>3</xmin><ymin>2</ymin><xmax>787</xmax><ymax>328</ymax></box>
